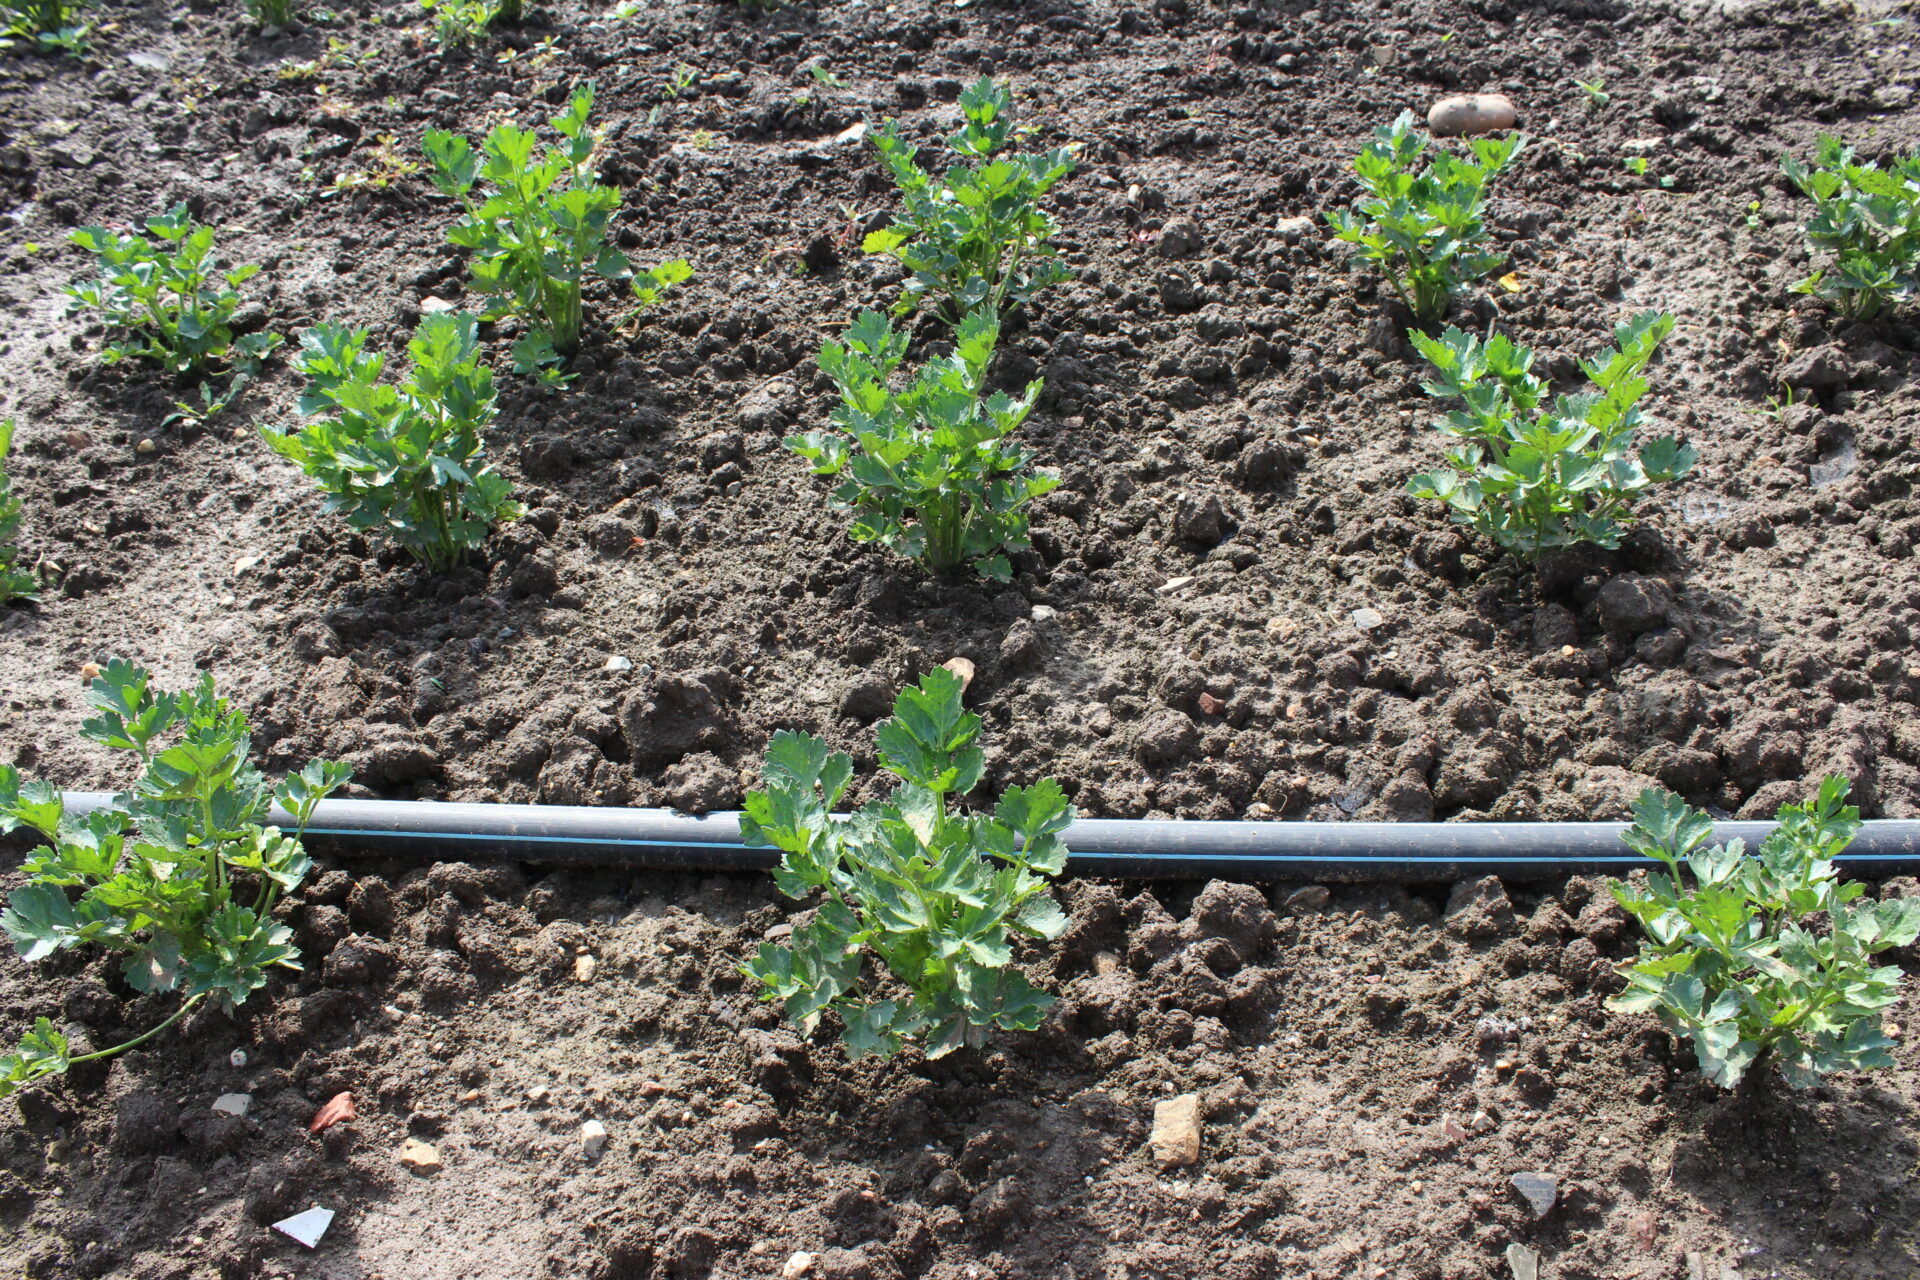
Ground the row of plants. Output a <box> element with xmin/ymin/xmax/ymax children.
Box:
<box><xmin>2</xmin><ymin>662</ymin><xmax>1915</xmax><ymax>1083</ymax></box>
<box><xmin>1</xmin><ymin>76</ymin><xmax>1917</xmax><ymax>1087</ymax></box>
<box><xmin>4</xmin><ymin>84</ymin><xmax>1909</xmax><ymax>604</ymax></box>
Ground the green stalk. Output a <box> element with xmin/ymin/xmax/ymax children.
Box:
<box><xmin>68</xmin><ymin>993</ymin><xmax>207</xmax><ymax>1068</ymax></box>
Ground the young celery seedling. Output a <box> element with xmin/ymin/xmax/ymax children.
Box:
<box><xmin>0</xmin><ymin>663</ymin><xmax>350</xmax><ymax>1099</ymax></box>
<box><xmin>424</xmin><ymin>83</ymin><xmax>691</xmax><ymax>385</ymax></box>
<box><xmin>67</xmin><ymin>204</ymin><xmax>281</xmax><ymax>379</ymax></box>
<box><xmin>1405</xmin><ymin>311</ymin><xmax>1695</xmax><ymax>559</ymax></box>
<box><xmin>742</xmin><ymin>666</ymin><xmax>1072</xmax><ymax>1060</ymax></box>
<box><xmin>786</xmin><ymin>308</ymin><xmax>1058</xmax><ymax>583</ymax></box>
<box><xmin>1780</xmin><ymin>135</ymin><xmax>1920</xmax><ymax>321</ymax></box>
<box><xmin>261</xmin><ymin>312</ymin><xmax>524</xmax><ymax>569</ymax></box>
<box><xmin>0</xmin><ymin>0</ymin><xmax>89</xmax><ymax>53</ymax></box>
<box><xmin>0</xmin><ymin>419</ymin><xmax>37</xmax><ymax>605</ymax></box>
<box><xmin>1609</xmin><ymin>777</ymin><xmax>1920</xmax><ymax>1089</ymax></box>
<box><xmin>864</xmin><ymin>76</ymin><xmax>1077</xmax><ymax>327</ymax></box>
<box><xmin>1327</xmin><ymin>111</ymin><xmax>1524</xmax><ymax>324</ymax></box>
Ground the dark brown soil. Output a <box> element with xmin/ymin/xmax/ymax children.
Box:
<box><xmin>3</xmin><ymin>0</ymin><xmax>1920</xmax><ymax>1273</ymax></box>
<box><xmin>2</xmin><ymin>854</ymin><xmax>1919</xmax><ymax>1280</ymax></box>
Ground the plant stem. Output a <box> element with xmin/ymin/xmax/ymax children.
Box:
<box><xmin>68</xmin><ymin>993</ymin><xmax>206</xmax><ymax>1067</ymax></box>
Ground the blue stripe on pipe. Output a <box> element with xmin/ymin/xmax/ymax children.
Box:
<box><xmin>301</xmin><ymin>825</ymin><xmax>1917</xmax><ymax>864</ymax></box>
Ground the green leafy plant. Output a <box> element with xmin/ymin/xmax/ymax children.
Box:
<box><xmin>0</xmin><ymin>663</ymin><xmax>349</xmax><ymax>1100</ymax></box>
<box><xmin>1780</xmin><ymin>135</ymin><xmax>1920</xmax><ymax>321</ymax></box>
<box><xmin>741</xmin><ymin>667</ymin><xmax>1072</xmax><ymax>1060</ymax></box>
<box><xmin>1406</xmin><ymin>310</ymin><xmax>1695</xmax><ymax>559</ymax></box>
<box><xmin>1608</xmin><ymin>777</ymin><xmax>1920</xmax><ymax>1090</ymax></box>
<box><xmin>243</xmin><ymin>0</ymin><xmax>296</xmax><ymax>27</ymax></box>
<box><xmin>786</xmin><ymin>308</ymin><xmax>1056</xmax><ymax>583</ymax></box>
<box><xmin>67</xmin><ymin>204</ymin><xmax>281</xmax><ymax>379</ymax></box>
<box><xmin>424</xmin><ymin>83</ymin><xmax>690</xmax><ymax>385</ymax></box>
<box><xmin>864</xmin><ymin>75</ymin><xmax>1076</xmax><ymax>325</ymax></box>
<box><xmin>1574</xmin><ymin>78</ymin><xmax>1610</xmax><ymax>108</ymax></box>
<box><xmin>1326</xmin><ymin>110</ymin><xmax>1524</xmax><ymax>324</ymax></box>
<box><xmin>0</xmin><ymin>419</ymin><xmax>37</xmax><ymax>605</ymax></box>
<box><xmin>0</xmin><ymin>0</ymin><xmax>89</xmax><ymax>53</ymax></box>
<box><xmin>421</xmin><ymin>0</ymin><xmax>519</xmax><ymax>45</ymax></box>
<box><xmin>261</xmin><ymin>312</ymin><xmax>524</xmax><ymax>570</ymax></box>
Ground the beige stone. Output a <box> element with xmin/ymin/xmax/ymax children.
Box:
<box><xmin>1427</xmin><ymin>93</ymin><xmax>1518</xmax><ymax>137</ymax></box>
<box><xmin>1150</xmin><ymin>1093</ymin><xmax>1202</xmax><ymax>1168</ymax></box>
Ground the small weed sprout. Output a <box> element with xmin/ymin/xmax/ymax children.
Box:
<box><xmin>742</xmin><ymin>667</ymin><xmax>1072</xmax><ymax>1060</ymax></box>
<box><xmin>67</xmin><ymin>204</ymin><xmax>281</xmax><ymax>379</ymax></box>
<box><xmin>0</xmin><ymin>420</ymin><xmax>36</xmax><ymax>605</ymax></box>
<box><xmin>0</xmin><ymin>663</ymin><xmax>349</xmax><ymax>1099</ymax></box>
<box><xmin>0</xmin><ymin>0</ymin><xmax>89</xmax><ymax>54</ymax></box>
<box><xmin>865</xmin><ymin>75</ymin><xmax>1077</xmax><ymax>325</ymax></box>
<box><xmin>1780</xmin><ymin>135</ymin><xmax>1920</xmax><ymax>321</ymax></box>
<box><xmin>1609</xmin><ymin>777</ymin><xmax>1920</xmax><ymax>1090</ymax></box>
<box><xmin>1573</xmin><ymin>78</ymin><xmax>1609</xmax><ymax>108</ymax></box>
<box><xmin>1406</xmin><ymin>311</ymin><xmax>1696</xmax><ymax>559</ymax></box>
<box><xmin>260</xmin><ymin>312</ymin><xmax>525</xmax><ymax>569</ymax></box>
<box><xmin>1327</xmin><ymin>110</ymin><xmax>1524</xmax><ymax>324</ymax></box>
<box><xmin>787</xmin><ymin>309</ymin><xmax>1058</xmax><ymax>583</ymax></box>
<box><xmin>424</xmin><ymin>83</ymin><xmax>690</xmax><ymax>384</ymax></box>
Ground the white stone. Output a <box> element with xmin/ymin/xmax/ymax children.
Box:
<box><xmin>603</xmin><ymin>656</ymin><xmax>634</xmax><ymax>672</ymax></box>
<box><xmin>229</xmin><ymin>1048</ymin><xmax>249</xmax><ymax>1068</ymax></box>
<box><xmin>420</xmin><ymin>296</ymin><xmax>458</xmax><ymax>314</ymax></box>
<box><xmin>212</xmin><ymin>1093</ymin><xmax>251</xmax><ymax>1116</ymax></box>
<box><xmin>580</xmin><ymin>1119</ymin><xmax>609</xmax><ymax>1159</ymax></box>
<box><xmin>782</xmin><ymin>1252</ymin><xmax>817</xmax><ymax>1279</ymax></box>
<box><xmin>272</xmin><ymin>1206</ymin><xmax>334</xmax><ymax>1248</ymax></box>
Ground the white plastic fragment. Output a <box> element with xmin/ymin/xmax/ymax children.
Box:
<box><xmin>212</xmin><ymin>1093</ymin><xmax>251</xmax><ymax>1116</ymax></box>
<box><xmin>272</xmin><ymin>1206</ymin><xmax>334</xmax><ymax>1248</ymax></box>
<box><xmin>229</xmin><ymin>1048</ymin><xmax>249</xmax><ymax>1069</ymax></box>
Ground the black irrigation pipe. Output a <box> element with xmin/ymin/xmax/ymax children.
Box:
<box><xmin>57</xmin><ymin>794</ymin><xmax>1920</xmax><ymax>882</ymax></box>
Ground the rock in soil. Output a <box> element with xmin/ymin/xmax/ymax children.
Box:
<box><xmin>1427</xmin><ymin>93</ymin><xmax>1518</xmax><ymax>136</ymax></box>
<box><xmin>1150</xmin><ymin>1093</ymin><xmax>1203</xmax><ymax>1168</ymax></box>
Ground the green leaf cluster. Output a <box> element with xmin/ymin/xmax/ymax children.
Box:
<box><xmin>1326</xmin><ymin>111</ymin><xmax>1524</xmax><ymax>323</ymax></box>
<box><xmin>260</xmin><ymin>311</ymin><xmax>524</xmax><ymax>570</ymax></box>
<box><xmin>0</xmin><ymin>0</ymin><xmax>88</xmax><ymax>53</ymax></box>
<box><xmin>1781</xmin><ymin>135</ymin><xmax>1920</xmax><ymax>321</ymax></box>
<box><xmin>1406</xmin><ymin>310</ymin><xmax>1696</xmax><ymax>559</ymax></box>
<box><xmin>420</xmin><ymin>0</ymin><xmax>520</xmax><ymax>46</ymax></box>
<box><xmin>0</xmin><ymin>662</ymin><xmax>349</xmax><ymax>1100</ymax></box>
<box><xmin>864</xmin><ymin>75</ymin><xmax>1076</xmax><ymax>325</ymax></box>
<box><xmin>424</xmin><ymin>84</ymin><xmax>691</xmax><ymax>384</ymax></box>
<box><xmin>788</xmin><ymin>309</ymin><xmax>1057</xmax><ymax>582</ymax></box>
<box><xmin>741</xmin><ymin>666</ymin><xmax>1073</xmax><ymax>1060</ymax></box>
<box><xmin>243</xmin><ymin>0</ymin><xmax>295</xmax><ymax>26</ymax></box>
<box><xmin>0</xmin><ymin>419</ymin><xmax>36</xmax><ymax>605</ymax></box>
<box><xmin>66</xmin><ymin>204</ymin><xmax>281</xmax><ymax>378</ymax></box>
<box><xmin>1609</xmin><ymin>776</ymin><xmax>1920</xmax><ymax>1090</ymax></box>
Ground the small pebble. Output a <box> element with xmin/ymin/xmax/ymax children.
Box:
<box><xmin>136</xmin><ymin>438</ymin><xmax>157</xmax><ymax>455</ymax></box>
<box><xmin>574</xmin><ymin>954</ymin><xmax>596</xmax><ymax>982</ymax></box>
<box><xmin>398</xmin><ymin>1138</ymin><xmax>441</xmax><ymax>1174</ymax></box>
<box><xmin>1427</xmin><ymin>92</ymin><xmax>1518</xmax><ymax>137</ymax></box>
<box><xmin>580</xmin><ymin>1119</ymin><xmax>609</xmax><ymax>1160</ymax></box>
<box><xmin>603</xmin><ymin>656</ymin><xmax>633</xmax><ymax>672</ymax></box>
<box><xmin>80</xmin><ymin>662</ymin><xmax>101</xmax><ymax>682</ymax></box>
<box><xmin>211</xmin><ymin>1093</ymin><xmax>251</xmax><ymax>1117</ymax></box>
<box><xmin>782</xmin><ymin>1251</ymin><xmax>817</xmax><ymax>1279</ymax></box>
<box><xmin>229</xmin><ymin>1048</ymin><xmax>248</xmax><ymax>1069</ymax></box>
